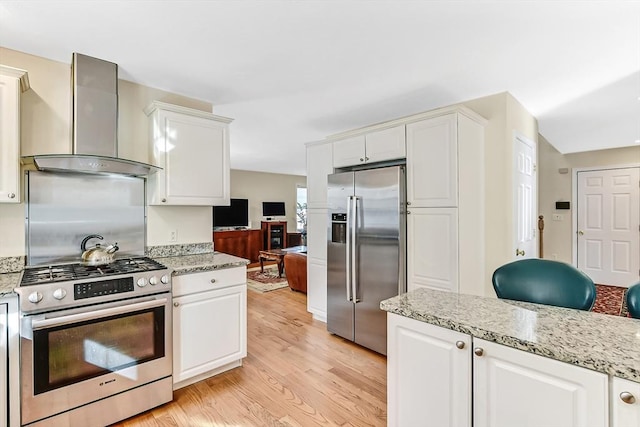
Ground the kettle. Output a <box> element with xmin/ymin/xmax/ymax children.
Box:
<box><xmin>80</xmin><ymin>234</ymin><xmax>119</xmax><ymax>266</ymax></box>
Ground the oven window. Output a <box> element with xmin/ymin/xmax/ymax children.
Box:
<box><xmin>33</xmin><ymin>306</ymin><xmax>165</xmax><ymax>394</ymax></box>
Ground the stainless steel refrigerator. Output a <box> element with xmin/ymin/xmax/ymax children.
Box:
<box><xmin>327</xmin><ymin>165</ymin><xmax>406</xmax><ymax>355</ymax></box>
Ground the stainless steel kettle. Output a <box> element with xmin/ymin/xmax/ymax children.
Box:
<box><xmin>80</xmin><ymin>234</ymin><xmax>119</xmax><ymax>266</ymax></box>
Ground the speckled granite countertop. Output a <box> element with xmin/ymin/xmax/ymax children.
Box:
<box><xmin>154</xmin><ymin>251</ymin><xmax>249</xmax><ymax>275</ymax></box>
<box><xmin>381</xmin><ymin>288</ymin><xmax>640</xmax><ymax>383</ymax></box>
<box><xmin>0</xmin><ymin>273</ymin><xmax>20</xmax><ymax>297</ymax></box>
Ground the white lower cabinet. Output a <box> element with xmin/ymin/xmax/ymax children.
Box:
<box><xmin>306</xmin><ymin>209</ymin><xmax>328</xmax><ymax>321</ymax></box>
<box><xmin>1</xmin><ymin>302</ymin><xmax>7</xmax><ymax>427</ymax></box>
<box><xmin>389</xmin><ymin>314</ymin><xmax>610</xmax><ymax>427</ymax></box>
<box><xmin>612</xmin><ymin>377</ymin><xmax>640</xmax><ymax>427</ymax></box>
<box><xmin>474</xmin><ymin>338</ymin><xmax>608</xmax><ymax>427</ymax></box>
<box><xmin>172</xmin><ymin>267</ymin><xmax>247</xmax><ymax>389</ymax></box>
<box><xmin>388</xmin><ymin>312</ymin><xmax>471</xmax><ymax>427</ymax></box>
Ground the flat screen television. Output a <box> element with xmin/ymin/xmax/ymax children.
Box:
<box><xmin>262</xmin><ymin>201</ymin><xmax>286</xmax><ymax>217</ymax></box>
<box><xmin>213</xmin><ymin>198</ymin><xmax>249</xmax><ymax>228</ymax></box>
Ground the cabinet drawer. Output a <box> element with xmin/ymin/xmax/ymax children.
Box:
<box><xmin>172</xmin><ymin>267</ymin><xmax>246</xmax><ymax>297</ymax></box>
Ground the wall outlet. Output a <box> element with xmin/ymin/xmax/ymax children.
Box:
<box><xmin>552</xmin><ymin>214</ymin><xmax>563</xmax><ymax>221</ymax></box>
<box><xmin>169</xmin><ymin>230</ymin><xmax>177</xmax><ymax>242</ymax></box>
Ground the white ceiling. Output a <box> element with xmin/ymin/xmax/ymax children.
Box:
<box><xmin>1</xmin><ymin>1</ymin><xmax>638</xmax><ymax>176</ymax></box>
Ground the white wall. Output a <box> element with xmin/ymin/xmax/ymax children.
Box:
<box><xmin>229</xmin><ymin>169</ymin><xmax>306</xmax><ymax>232</ymax></box>
<box><xmin>0</xmin><ymin>47</ymin><xmax>215</xmax><ymax>256</ymax></box>
<box><xmin>538</xmin><ymin>137</ymin><xmax>640</xmax><ymax>263</ymax></box>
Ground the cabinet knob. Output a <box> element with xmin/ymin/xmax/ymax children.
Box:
<box><xmin>161</xmin><ymin>198</ymin><xmax>167</xmax><ymax>203</ymax></box>
<box><xmin>360</xmin><ymin>158</ymin><xmax>364</xmax><ymax>162</ymax></box>
<box><xmin>173</xmin><ymin>302</ymin><xmax>180</xmax><ymax>307</ymax></box>
<box><xmin>407</xmin><ymin>210</ymin><xmax>411</xmax><ymax>215</ymax></box>
<box><xmin>365</xmin><ymin>157</ymin><xmax>369</xmax><ymax>161</ymax></box>
<box><xmin>620</xmin><ymin>391</ymin><xmax>636</xmax><ymax>404</ymax></box>
<box><xmin>406</xmin><ymin>201</ymin><xmax>411</xmax><ymax>206</ymax></box>
<box><xmin>8</xmin><ymin>192</ymin><xmax>15</xmax><ymax>199</ymax></box>
<box><xmin>515</xmin><ymin>249</ymin><xmax>525</xmax><ymax>256</ymax></box>
<box><xmin>474</xmin><ymin>347</ymin><xmax>484</xmax><ymax>357</ymax></box>
<box><xmin>455</xmin><ymin>341</ymin><xmax>465</xmax><ymax>349</ymax></box>
<box><xmin>578</xmin><ymin>230</ymin><xmax>584</xmax><ymax>236</ymax></box>
<box><xmin>210</xmin><ymin>278</ymin><xmax>217</xmax><ymax>284</ymax></box>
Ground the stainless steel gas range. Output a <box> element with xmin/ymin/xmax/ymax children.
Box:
<box><xmin>15</xmin><ymin>257</ymin><xmax>173</xmax><ymax>427</ymax></box>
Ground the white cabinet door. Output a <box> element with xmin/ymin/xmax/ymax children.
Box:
<box><xmin>332</xmin><ymin>135</ymin><xmax>365</xmax><ymax>168</ymax></box>
<box><xmin>365</xmin><ymin>125</ymin><xmax>406</xmax><ymax>164</ymax></box>
<box><xmin>306</xmin><ymin>142</ymin><xmax>334</xmax><ymax>209</ymax></box>
<box><xmin>473</xmin><ymin>338</ymin><xmax>608</xmax><ymax>427</ymax></box>
<box><xmin>612</xmin><ymin>377</ymin><xmax>640</xmax><ymax>427</ymax></box>
<box><xmin>306</xmin><ymin>208</ymin><xmax>328</xmax><ymax>321</ymax></box>
<box><xmin>388</xmin><ymin>313</ymin><xmax>471</xmax><ymax>427</ymax></box>
<box><xmin>0</xmin><ymin>67</ymin><xmax>28</xmax><ymax>204</ymax></box>
<box><xmin>406</xmin><ymin>114</ymin><xmax>458</xmax><ymax>208</ymax></box>
<box><xmin>146</xmin><ymin>102</ymin><xmax>232</xmax><ymax>206</ymax></box>
<box><xmin>407</xmin><ymin>207</ymin><xmax>458</xmax><ymax>292</ymax></box>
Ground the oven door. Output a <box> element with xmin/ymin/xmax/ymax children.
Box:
<box><xmin>20</xmin><ymin>294</ymin><xmax>172</xmax><ymax>426</ymax></box>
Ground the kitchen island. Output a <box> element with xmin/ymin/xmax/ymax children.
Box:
<box><xmin>381</xmin><ymin>288</ymin><xmax>640</xmax><ymax>427</ymax></box>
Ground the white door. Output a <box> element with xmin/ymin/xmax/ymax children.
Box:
<box><xmin>513</xmin><ymin>135</ymin><xmax>537</xmax><ymax>260</ymax></box>
<box><xmin>473</xmin><ymin>339</ymin><xmax>608</xmax><ymax>427</ymax></box>
<box><xmin>577</xmin><ymin>167</ymin><xmax>640</xmax><ymax>287</ymax></box>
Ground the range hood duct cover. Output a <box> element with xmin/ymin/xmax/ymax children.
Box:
<box><xmin>22</xmin><ymin>53</ymin><xmax>159</xmax><ymax>177</ymax></box>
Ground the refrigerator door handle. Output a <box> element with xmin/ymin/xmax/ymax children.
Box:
<box><xmin>352</xmin><ymin>195</ymin><xmax>360</xmax><ymax>303</ymax></box>
<box><xmin>345</xmin><ymin>196</ymin><xmax>353</xmax><ymax>302</ymax></box>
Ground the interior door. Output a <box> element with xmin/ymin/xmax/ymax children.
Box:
<box><xmin>513</xmin><ymin>135</ymin><xmax>537</xmax><ymax>260</ymax></box>
<box><xmin>577</xmin><ymin>167</ymin><xmax>640</xmax><ymax>287</ymax></box>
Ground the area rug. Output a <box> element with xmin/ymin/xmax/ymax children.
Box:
<box><xmin>246</xmin><ymin>265</ymin><xmax>289</xmax><ymax>293</ymax></box>
<box><xmin>592</xmin><ymin>284</ymin><xmax>629</xmax><ymax>317</ymax></box>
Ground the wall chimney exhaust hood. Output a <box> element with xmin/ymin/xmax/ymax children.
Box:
<box><xmin>22</xmin><ymin>53</ymin><xmax>160</xmax><ymax>177</ymax></box>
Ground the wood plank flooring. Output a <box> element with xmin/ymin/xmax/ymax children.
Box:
<box><xmin>115</xmin><ymin>288</ymin><xmax>387</xmax><ymax>426</ymax></box>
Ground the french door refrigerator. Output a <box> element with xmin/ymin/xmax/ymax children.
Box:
<box><xmin>327</xmin><ymin>165</ymin><xmax>406</xmax><ymax>355</ymax></box>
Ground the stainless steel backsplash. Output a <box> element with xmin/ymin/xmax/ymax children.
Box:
<box><xmin>26</xmin><ymin>171</ymin><xmax>146</xmax><ymax>266</ymax></box>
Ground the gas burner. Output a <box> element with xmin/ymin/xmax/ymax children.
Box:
<box><xmin>20</xmin><ymin>257</ymin><xmax>167</xmax><ymax>286</ymax></box>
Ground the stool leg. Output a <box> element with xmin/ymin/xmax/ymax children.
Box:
<box><xmin>260</xmin><ymin>257</ymin><xmax>264</xmax><ymax>272</ymax></box>
<box><xmin>278</xmin><ymin>259</ymin><xmax>284</xmax><ymax>277</ymax></box>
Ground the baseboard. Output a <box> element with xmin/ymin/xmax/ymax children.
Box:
<box><xmin>172</xmin><ymin>360</ymin><xmax>243</xmax><ymax>390</ymax></box>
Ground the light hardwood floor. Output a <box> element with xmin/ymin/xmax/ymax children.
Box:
<box><xmin>116</xmin><ymin>287</ymin><xmax>387</xmax><ymax>426</ymax></box>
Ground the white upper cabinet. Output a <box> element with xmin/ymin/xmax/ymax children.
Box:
<box><xmin>306</xmin><ymin>142</ymin><xmax>334</xmax><ymax>209</ymax></box>
<box><xmin>406</xmin><ymin>114</ymin><xmax>458</xmax><ymax>208</ymax></box>
<box><xmin>145</xmin><ymin>101</ymin><xmax>232</xmax><ymax>206</ymax></box>
<box><xmin>332</xmin><ymin>125</ymin><xmax>405</xmax><ymax>168</ymax></box>
<box><xmin>0</xmin><ymin>66</ymin><xmax>29</xmax><ymax>204</ymax></box>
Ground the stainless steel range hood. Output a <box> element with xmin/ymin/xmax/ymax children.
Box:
<box><xmin>22</xmin><ymin>53</ymin><xmax>159</xmax><ymax>177</ymax></box>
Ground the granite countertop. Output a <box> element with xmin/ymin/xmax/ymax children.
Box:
<box><xmin>0</xmin><ymin>273</ymin><xmax>20</xmax><ymax>297</ymax></box>
<box><xmin>154</xmin><ymin>251</ymin><xmax>249</xmax><ymax>275</ymax></box>
<box><xmin>381</xmin><ymin>288</ymin><xmax>640</xmax><ymax>383</ymax></box>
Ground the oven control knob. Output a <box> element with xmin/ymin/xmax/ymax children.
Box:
<box><xmin>52</xmin><ymin>288</ymin><xmax>67</xmax><ymax>300</ymax></box>
<box><xmin>160</xmin><ymin>275</ymin><xmax>170</xmax><ymax>284</ymax></box>
<box><xmin>149</xmin><ymin>276</ymin><xmax>158</xmax><ymax>286</ymax></box>
<box><xmin>137</xmin><ymin>277</ymin><xmax>147</xmax><ymax>287</ymax></box>
<box><xmin>28</xmin><ymin>291</ymin><xmax>43</xmax><ymax>304</ymax></box>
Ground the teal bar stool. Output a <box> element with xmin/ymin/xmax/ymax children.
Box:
<box><xmin>627</xmin><ymin>282</ymin><xmax>640</xmax><ymax>319</ymax></box>
<box><xmin>492</xmin><ymin>259</ymin><xmax>596</xmax><ymax>311</ymax></box>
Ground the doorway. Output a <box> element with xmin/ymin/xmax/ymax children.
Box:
<box><xmin>574</xmin><ymin>166</ymin><xmax>640</xmax><ymax>287</ymax></box>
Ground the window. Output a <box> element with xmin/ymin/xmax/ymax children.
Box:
<box><xmin>296</xmin><ymin>187</ymin><xmax>307</xmax><ymax>233</ymax></box>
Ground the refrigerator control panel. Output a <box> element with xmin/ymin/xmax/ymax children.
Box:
<box><xmin>332</xmin><ymin>213</ymin><xmax>347</xmax><ymax>222</ymax></box>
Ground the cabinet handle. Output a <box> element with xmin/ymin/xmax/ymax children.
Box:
<box><xmin>210</xmin><ymin>278</ymin><xmax>217</xmax><ymax>284</ymax></box>
<box><xmin>173</xmin><ymin>302</ymin><xmax>180</xmax><ymax>307</ymax></box>
<box><xmin>8</xmin><ymin>192</ymin><xmax>15</xmax><ymax>199</ymax></box>
<box><xmin>620</xmin><ymin>392</ymin><xmax>636</xmax><ymax>404</ymax></box>
<box><xmin>161</xmin><ymin>198</ymin><xmax>167</xmax><ymax>203</ymax></box>
<box><xmin>474</xmin><ymin>347</ymin><xmax>484</xmax><ymax>357</ymax></box>
<box><xmin>455</xmin><ymin>341</ymin><xmax>465</xmax><ymax>349</ymax></box>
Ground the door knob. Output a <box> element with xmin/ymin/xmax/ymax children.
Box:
<box><xmin>515</xmin><ymin>249</ymin><xmax>525</xmax><ymax>256</ymax></box>
<box><xmin>578</xmin><ymin>230</ymin><xmax>584</xmax><ymax>235</ymax></box>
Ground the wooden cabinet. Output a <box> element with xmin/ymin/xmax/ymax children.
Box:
<box><xmin>473</xmin><ymin>338</ymin><xmax>608</xmax><ymax>427</ymax></box>
<box><xmin>332</xmin><ymin>125</ymin><xmax>406</xmax><ymax>168</ymax></box>
<box><xmin>407</xmin><ymin>208</ymin><xmax>458</xmax><ymax>292</ymax></box>
<box><xmin>171</xmin><ymin>267</ymin><xmax>247</xmax><ymax>390</ymax></box>
<box><xmin>389</xmin><ymin>315</ymin><xmax>609</xmax><ymax>427</ymax></box>
<box><xmin>0</xmin><ymin>66</ymin><xmax>29</xmax><ymax>204</ymax></box>
<box><xmin>306</xmin><ymin>209</ymin><xmax>328</xmax><ymax>321</ymax></box>
<box><xmin>388</xmin><ymin>312</ymin><xmax>471</xmax><ymax>427</ymax></box>
<box><xmin>145</xmin><ymin>101</ymin><xmax>232</xmax><ymax>206</ymax></box>
<box><xmin>261</xmin><ymin>221</ymin><xmax>287</xmax><ymax>250</ymax></box>
<box><xmin>612</xmin><ymin>377</ymin><xmax>640</xmax><ymax>427</ymax></box>
<box><xmin>306</xmin><ymin>141</ymin><xmax>333</xmax><ymax>209</ymax></box>
<box><xmin>213</xmin><ymin>229</ymin><xmax>262</xmax><ymax>262</ymax></box>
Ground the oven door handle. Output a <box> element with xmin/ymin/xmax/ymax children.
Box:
<box><xmin>30</xmin><ymin>297</ymin><xmax>169</xmax><ymax>331</ymax></box>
